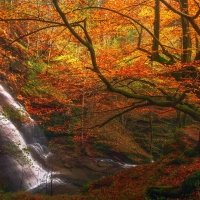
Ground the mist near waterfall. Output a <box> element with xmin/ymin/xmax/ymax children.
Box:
<box><xmin>0</xmin><ymin>84</ymin><xmax>53</xmax><ymax>192</ymax></box>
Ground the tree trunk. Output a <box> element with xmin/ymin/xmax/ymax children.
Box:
<box><xmin>194</xmin><ymin>131</ymin><xmax>200</xmax><ymax>153</ymax></box>
<box><xmin>177</xmin><ymin>111</ymin><xmax>187</xmax><ymax>128</ymax></box>
<box><xmin>149</xmin><ymin>113</ymin><xmax>153</xmax><ymax>159</ymax></box>
<box><xmin>195</xmin><ymin>35</ymin><xmax>200</xmax><ymax>61</ymax></box>
<box><xmin>152</xmin><ymin>0</ymin><xmax>160</xmax><ymax>61</ymax></box>
<box><xmin>179</xmin><ymin>0</ymin><xmax>192</xmax><ymax>62</ymax></box>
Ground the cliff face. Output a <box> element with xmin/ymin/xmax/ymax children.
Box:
<box><xmin>0</xmin><ymin>154</ymin><xmax>25</xmax><ymax>191</ymax></box>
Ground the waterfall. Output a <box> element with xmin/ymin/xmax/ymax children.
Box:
<box><xmin>0</xmin><ymin>84</ymin><xmax>137</xmax><ymax>195</ymax></box>
<box><xmin>0</xmin><ymin>85</ymin><xmax>52</xmax><ymax>191</ymax></box>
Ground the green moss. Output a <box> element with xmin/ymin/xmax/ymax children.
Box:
<box><xmin>2</xmin><ymin>106</ymin><xmax>24</xmax><ymax>122</ymax></box>
<box><xmin>82</xmin><ymin>181</ymin><xmax>92</xmax><ymax>192</ymax></box>
<box><xmin>146</xmin><ymin>186</ymin><xmax>180</xmax><ymax>199</ymax></box>
<box><xmin>146</xmin><ymin>171</ymin><xmax>200</xmax><ymax>199</ymax></box>
<box><xmin>167</xmin><ymin>155</ymin><xmax>188</xmax><ymax>165</ymax></box>
<box><xmin>184</xmin><ymin>148</ymin><xmax>199</xmax><ymax>158</ymax></box>
<box><xmin>94</xmin><ymin>142</ymin><xmax>110</xmax><ymax>153</ymax></box>
<box><xmin>181</xmin><ymin>171</ymin><xmax>200</xmax><ymax>195</ymax></box>
<box><xmin>157</xmin><ymin>54</ymin><xmax>174</xmax><ymax>65</ymax></box>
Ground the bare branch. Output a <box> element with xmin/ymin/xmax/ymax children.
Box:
<box><xmin>9</xmin><ymin>24</ymin><xmax>63</xmax><ymax>46</ymax></box>
<box><xmin>95</xmin><ymin>101</ymin><xmax>152</xmax><ymax>127</ymax></box>
<box><xmin>86</xmin><ymin>6</ymin><xmax>175</xmax><ymax>63</ymax></box>
<box><xmin>160</xmin><ymin>0</ymin><xmax>191</xmax><ymax>18</ymax></box>
<box><xmin>160</xmin><ymin>0</ymin><xmax>200</xmax><ymax>35</ymax></box>
<box><xmin>53</xmin><ymin>0</ymin><xmax>89</xmax><ymax>47</ymax></box>
<box><xmin>0</xmin><ymin>17</ymin><xmax>64</xmax><ymax>26</ymax></box>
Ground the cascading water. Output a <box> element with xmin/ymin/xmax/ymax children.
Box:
<box><xmin>0</xmin><ymin>84</ymin><xmax>55</xmax><ymax>192</ymax></box>
<box><xmin>0</xmin><ymin>84</ymin><xmax>97</xmax><ymax>195</ymax></box>
<box><xmin>0</xmin><ymin>84</ymin><xmax>137</xmax><ymax>195</ymax></box>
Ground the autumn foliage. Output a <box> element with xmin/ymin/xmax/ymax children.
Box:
<box><xmin>0</xmin><ymin>132</ymin><xmax>200</xmax><ymax>200</ymax></box>
<box><xmin>0</xmin><ymin>0</ymin><xmax>199</xmax><ymax>128</ymax></box>
<box><xmin>0</xmin><ymin>0</ymin><xmax>200</xmax><ymax>199</ymax></box>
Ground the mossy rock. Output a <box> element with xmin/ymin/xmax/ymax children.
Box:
<box><xmin>180</xmin><ymin>170</ymin><xmax>200</xmax><ymax>195</ymax></box>
<box><xmin>166</xmin><ymin>155</ymin><xmax>188</xmax><ymax>165</ymax></box>
<box><xmin>82</xmin><ymin>181</ymin><xmax>91</xmax><ymax>192</ymax></box>
<box><xmin>146</xmin><ymin>171</ymin><xmax>200</xmax><ymax>199</ymax></box>
<box><xmin>184</xmin><ymin>148</ymin><xmax>199</xmax><ymax>158</ymax></box>
<box><xmin>146</xmin><ymin>186</ymin><xmax>180</xmax><ymax>199</ymax></box>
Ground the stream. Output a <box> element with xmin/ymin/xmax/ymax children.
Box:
<box><xmin>0</xmin><ymin>84</ymin><xmax>136</xmax><ymax>195</ymax></box>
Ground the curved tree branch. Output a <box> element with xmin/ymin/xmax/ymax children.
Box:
<box><xmin>85</xmin><ymin>6</ymin><xmax>175</xmax><ymax>62</ymax></box>
<box><xmin>94</xmin><ymin>101</ymin><xmax>152</xmax><ymax>128</ymax></box>
<box><xmin>51</xmin><ymin>0</ymin><xmax>200</xmax><ymax>122</ymax></box>
<box><xmin>53</xmin><ymin>0</ymin><xmax>88</xmax><ymax>46</ymax></box>
<box><xmin>160</xmin><ymin>0</ymin><xmax>200</xmax><ymax>35</ymax></box>
<box><xmin>9</xmin><ymin>24</ymin><xmax>64</xmax><ymax>46</ymax></box>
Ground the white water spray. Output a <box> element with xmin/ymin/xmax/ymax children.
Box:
<box><xmin>0</xmin><ymin>85</ymin><xmax>52</xmax><ymax>190</ymax></box>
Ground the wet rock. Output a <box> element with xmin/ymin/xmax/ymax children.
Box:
<box><xmin>91</xmin><ymin>178</ymin><xmax>113</xmax><ymax>190</ymax></box>
<box><xmin>63</xmin><ymin>162</ymin><xmax>72</xmax><ymax>168</ymax></box>
<box><xmin>97</xmin><ymin>161</ymin><xmax>114</xmax><ymax>167</ymax></box>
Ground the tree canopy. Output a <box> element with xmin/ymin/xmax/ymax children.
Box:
<box><xmin>0</xmin><ymin>0</ymin><xmax>199</xmax><ymax>130</ymax></box>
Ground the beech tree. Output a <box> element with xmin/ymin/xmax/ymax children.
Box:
<box><xmin>52</xmin><ymin>0</ymin><xmax>200</xmax><ymax>122</ymax></box>
<box><xmin>0</xmin><ymin>0</ymin><xmax>199</xmax><ymax>126</ymax></box>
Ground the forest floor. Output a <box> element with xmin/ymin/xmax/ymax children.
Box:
<box><xmin>1</xmin><ymin>126</ymin><xmax>200</xmax><ymax>200</ymax></box>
